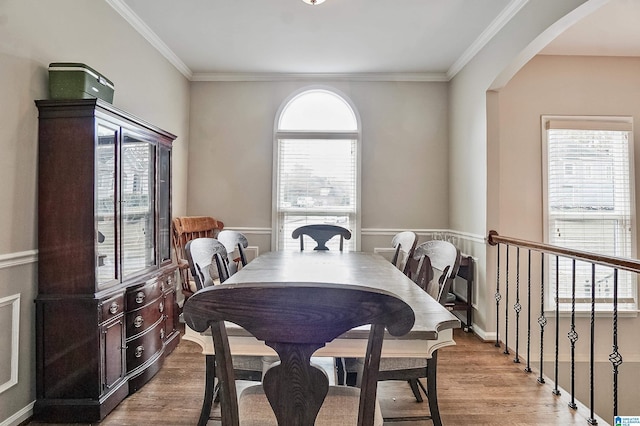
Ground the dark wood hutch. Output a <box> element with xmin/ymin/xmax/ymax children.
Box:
<box><xmin>34</xmin><ymin>99</ymin><xmax>179</xmax><ymax>422</ymax></box>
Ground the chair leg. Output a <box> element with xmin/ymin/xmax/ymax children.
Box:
<box><xmin>199</xmin><ymin>355</ymin><xmax>216</xmax><ymax>426</ymax></box>
<box><xmin>335</xmin><ymin>357</ymin><xmax>346</xmax><ymax>385</ymax></box>
<box><xmin>407</xmin><ymin>379</ymin><xmax>423</xmax><ymax>403</ymax></box>
<box><xmin>416</xmin><ymin>378</ymin><xmax>428</xmax><ymax>397</ymax></box>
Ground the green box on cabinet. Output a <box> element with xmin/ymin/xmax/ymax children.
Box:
<box><xmin>48</xmin><ymin>62</ymin><xmax>114</xmax><ymax>103</ymax></box>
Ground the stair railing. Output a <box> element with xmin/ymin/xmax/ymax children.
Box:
<box><xmin>487</xmin><ymin>230</ymin><xmax>640</xmax><ymax>423</ymax></box>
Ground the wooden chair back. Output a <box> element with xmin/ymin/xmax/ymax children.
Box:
<box><xmin>185</xmin><ymin>238</ymin><xmax>230</xmax><ymax>291</ymax></box>
<box><xmin>414</xmin><ymin>240</ymin><xmax>461</xmax><ymax>304</ymax></box>
<box><xmin>184</xmin><ymin>282</ymin><xmax>415</xmax><ymax>425</ymax></box>
<box><xmin>390</xmin><ymin>231</ymin><xmax>418</xmax><ymax>274</ymax></box>
<box><xmin>291</xmin><ymin>224</ymin><xmax>352</xmax><ymax>251</ymax></box>
<box><xmin>171</xmin><ymin>216</ymin><xmax>224</xmax><ymax>298</ymax></box>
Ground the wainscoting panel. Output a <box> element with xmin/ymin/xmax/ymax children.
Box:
<box><xmin>244</xmin><ymin>246</ymin><xmax>259</xmax><ymax>263</ymax></box>
<box><xmin>0</xmin><ymin>294</ymin><xmax>20</xmax><ymax>394</ymax></box>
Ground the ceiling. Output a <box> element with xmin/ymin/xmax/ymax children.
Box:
<box><xmin>110</xmin><ymin>0</ymin><xmax>639</xmax><ymax>81</ymax></box>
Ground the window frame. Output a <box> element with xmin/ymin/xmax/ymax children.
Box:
<box><xmin>272</xmin><ymin>87</ymin><xmax>362</xmax><ymax>251</ymax></box>
<box><xmin>541</xmin><ymin>115</ymin><xmax>637</xmax><ymax>312</ymax></box>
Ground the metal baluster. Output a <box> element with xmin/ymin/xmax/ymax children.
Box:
<box><xmin>513</xmin><ymin>246</ymin><xmax>521</xmax><ymax>363</ymax></box>
<box><xmin>495</xmin><ymin>243</ymin><xmax>501</xmax><ymax>348</ymax></box>
<box><xmin>504</xmin><ymin>245</ymin><xmax>510</xmax><ymax>355</ymax></box>
<box><xmin>553</xmin><ymin>255</ymin><xmax>560</xmax><ymax>395</ymax></box>
<box><xmin>537</xmin><ymin>253</ymin><xmax>546</xmax><ymax>383</ymax></box>
<box><xmin>525</xmin><ymin>249</ymin><xmax>532</xmax><ymax>373</ymax></box>
<box><xmin>609</xmin><ymin>269</ymin><xmax>622</xmax><ymax>417</ymax></box>
<box><xmin>568</xmin><ymin>259</ymin><xmax>578</xmax><ymax>410</ymax></box>
<box><xmin>587</xmin><ymin>263</ymin><xmax>597</xmax><ymax>425</ymax></box>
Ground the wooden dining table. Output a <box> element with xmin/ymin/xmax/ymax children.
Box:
<box><xmin>183</xmin><ymin>250</ymin><xmax>460</xmax><ymax>425</ymax></box>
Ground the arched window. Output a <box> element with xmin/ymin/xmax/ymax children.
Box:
<box><xmin>273</xmin><ymin>88</ymin><xmax>360</xmax><ymax>250</ymax></box>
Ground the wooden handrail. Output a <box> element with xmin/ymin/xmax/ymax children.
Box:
<box><xmin>487</xmin><ymin>230</ymin><xmax>640</xmax><ymax>274</ymax></box>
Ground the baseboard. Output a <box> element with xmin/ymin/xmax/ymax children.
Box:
<box><xmin>1</xmin><ymin>401</ymin><xmax>34</xmax><ymax>426</ymax></box>
<box><xmin>468</xmin><ymin>324</ymin><xmax>496</xmax><ymax>342</ymax></box>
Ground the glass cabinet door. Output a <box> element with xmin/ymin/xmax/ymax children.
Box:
<box><xmin>96</xmin><ymin>124</ymin><xmax>118</xmax><ymax>286</ymax></box>
<box><xmin>121</xmin><ymin>132</ymin><xmax>156</xmax><ymax>277</ymax></box>
<box><xmin>158</xmin><ymin>145</ymin><xmax>171</xmax><ymax>264</ymax></box>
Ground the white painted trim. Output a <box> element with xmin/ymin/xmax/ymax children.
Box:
<box><xmin>106</xmin><ymin>0</ymin><xmax>526</xmax><ymax>84</ymax></box>
<box><xmin>470</xmin><ymin>324</ymin><xmax>496</xmax><ymax>342</ymax></box>
<box><xmin>0</xmin><ymin>401</ymin><xmax>34</xmax><ymax>426</ymax></box>
<box><xmin>447</xmin><ymin>229</ymin><xmax>486</xmax><ymax>245</ymax></box>
<box><xmin>0</xmin><ymin>250</ymin><xmax>38</xmax><ymax>270</ymax></box>
<box><xmin>214</xmin><ymin>227</ymin><xmax>486</xmax><ymax>244</ymax></box>
<box><xmin>105</xmin><ymin>0</ymin><xmax>193</xmax><ymax>79</ymax></box>
<box><xmin>447</xmin><ymin>0</ymin><xmax>529</xmax><ymax>79</ymax></box>
<box><xmin>225</xmin><ymin>227</ymin><xmax>272</xmax><ymax>235</ymax></box>
<box><xmin>363</xmin><ymin>228</ymin><xmax>440</xmax><ymax>236</ymax></box>
<box><xmin>0</xmin><ymin>294</ymin><xmax>20</xmax><ymax>395</ymax></box>
<box><xmin>244</xmin><ymin>246</ymin><xmax>260</xmax><ymax>264</ymax></box>
<box><xmin>373</xmin><ymin>247</ymin><xmax>396</xmax><ymax>260</ymax></box>
<box><xmin>191</xmin><ymin>72</ymin><xmax>449</xmax><ymax>82</ymax></box>
<box><xmin>363</xmin><ymin>228</ymin><xmax>486</xmax><ymax>244</ymax></box>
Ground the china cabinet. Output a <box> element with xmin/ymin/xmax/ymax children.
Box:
<box><xmin>34</xmin><ymin>99</ymin><xmax>179</xmax><ymax>422</ymax></box>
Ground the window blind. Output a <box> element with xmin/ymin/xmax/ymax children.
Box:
<box><xmin>277</xmin><ymin>138</ymin><xmax>357</xmax><ymax>251</ymax></box>
<box><xmin>544</xmin><ymin>118</ymin><xmax>636</xmax><ymax>309</ymax></box>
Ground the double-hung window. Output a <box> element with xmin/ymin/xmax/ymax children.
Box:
<box><xmin>542</xmin><ymin>116</ymin><xmax>636</xmax><ymax>311</ymax></box>
<box><xmin>273</xmin><ymin>89</ymin><xmax>360</xmax><ymax>251</ymax></box>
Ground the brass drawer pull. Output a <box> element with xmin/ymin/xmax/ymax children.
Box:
<box><xmin>134</xmin><ymin>345</ymin><xmax>144</xmax><ymax>358</ymax></box>
<box><xmin>160</xmin><ymin>328</ymin><xmax>165</xmax><ymax>340</ymax></box>
<box><xmin>135</xmin><ymin>291</ymin><xmax>145</xmax><ymax>304</ymax></box>
<box><xmin>133</xmin><ymin>315</ymin><xmax>144</xmax><ymax>328</ymax></box>
<box><xmin>109</xmin><ymin>301</ymin><xmax>119</xmax><ymax>315</ymax></box>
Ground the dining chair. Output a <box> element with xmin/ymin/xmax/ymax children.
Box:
<box><xmin>390</xmin><ymin>231</ymin><xmax>418</xmax><ymax>274</ymax></box>
<box><xmin>183</xmin><ymin>282</ymin><xmax>415</xmax><ymax>426</ymax></box>
<box><xmin>185</xmin><ymin>238</ymin><xmax>230</xmax><ymax>290</ymax></box>
<box><xmin>376</xmin><ymin>240</ymin><xmax>461</xmax><ymax>405</ymax></box>
<box><xmin>171</xmin><ymin>216</ymin><xmax>224</xmax><ymax>300</ymax></box>
<box><xmin>217</xmin><ymin>229</ymin><xmax>249</xmax><ymax>270</ymax></box>
<box><xmin>291</xmin><ymin>223</ymin><xmax>353</xmax><ymax>384</ymax></box>
<box><xmin>292</xmin><ymin>224</ymin><xmax>352</xmax><ymax>251</ymax></box>
<box><xmin>184</xmin><ymin>237</ymin><xmax>264</xmax><ymax>410</ymax></box>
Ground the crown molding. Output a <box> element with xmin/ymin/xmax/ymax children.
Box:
<box><xmin>190</xmin><ymin>72</ymin><xmax>449</xmax><ymax>82</ymax></box>
<box><xmin>447</xmin><ymin>0</ymin><xmax>529</xmax><ymax>80</ymax></box>
<box><xmin>106</xmin><ymin>0</ymin><xmax>193</xmax><ymax>80</ymax></box>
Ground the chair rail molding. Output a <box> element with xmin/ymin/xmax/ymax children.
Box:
<box><xmin>0</xmin><ymin>294</ymin><xmax>20</xmax><ymax>394</ymax></box>
<box><xmin>363</xmin><ymin>228</ymin><xmax>485</xmax><ymax>244</ymax></box>
<box><xmin>226</xmin><ymin>227</ymin><xmax>272</xmax><ymax>235</ymax></box>
<box><xmin>231</xmin><ymin>227</ymin><xmax>486</xmax><ymax>245</ymax></box>
<box><xmin>0</xmin><ymin>250</ymin><xmax>38</xmax><ymax>270</ymax></box>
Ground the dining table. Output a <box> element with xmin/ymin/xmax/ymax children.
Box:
<box><xmin>183</xmin><ymin>250</ymin><xmax>460</xmax><ymax>425</ymax></box>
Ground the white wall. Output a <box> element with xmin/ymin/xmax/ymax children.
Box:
<box><xmin>187</xmin><ymin>81</ymin><xmax>450</xmax><ymax>254</ymax></box>
<box><xmin>449</xmin><ymin>0</ymin><xmax>590</xmax><ymax>333</ymax></box>
<box><xmin>0</xmin><ymin>1</ymin><xmax>189</xmax><ymax>423</ymax></box>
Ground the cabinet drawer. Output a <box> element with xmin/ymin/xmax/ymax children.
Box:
<box><xmin>99</xmin><ymin>293</ymin><xmax>125</xmax><ymax>323</ymax></box>
<box><xmin>125</xmin><ymin>297</ymin><xmax>164</xmax><ymax>337</ymax></box>
<box><xmin>126</xmin><ymin>320</ymin><xmax>164</xmax><ymax>372</ymax></box>
<box><xmin>126</xmin><ymin>280</ymin><xmax>162</xmax><ymax>310</ymax></box>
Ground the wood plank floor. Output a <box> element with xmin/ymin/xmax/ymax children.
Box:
<box><xmin>28</xmin><ymin>327</ymin><xmax>596</xmax><ymax>425</ymax></box>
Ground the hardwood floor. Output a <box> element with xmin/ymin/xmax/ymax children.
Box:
<box><xmin>28</xmin><ymin>327</ymin><xmax>595</xmax><ymax>425</ymax></box>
